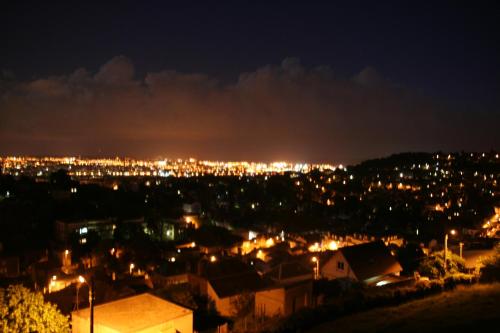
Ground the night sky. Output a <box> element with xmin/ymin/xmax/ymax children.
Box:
<box><xmin>1</xmin><ymin>1</ymin><xmax>499</xmax><ymax>163</ymax></box>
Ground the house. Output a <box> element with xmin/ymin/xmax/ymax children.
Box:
<box><xmin>321</xmin><ymin>241</ymin><xmax>403</xmax><ymax>286</ymax></box>
<box><xmin>152</xmin><ymin>260</ymin><xmax>191</xmax><ymax>288</ymax></box>
<box><xmin>189</xmin><ymin>257</ymin><xmax>270</xmax><ymax>317</ymax></box>
<box><xmin>255</xmin><ymin>262</ymin><xmax>313</xmax><ymax>317</ymax></box>
<box><xmin>55</xmin><ymin>218</ymin><xmax>115</xmax><ymax>243</ymax></box>
<box><xmin>71</xmin><ymin>293</ymin><xmax>193</xmax><ymax>333</ymax></box>
<box><xmin>207</xmin><ymin>271</ymin><xmax>270</xmax><ymax>317</ymax></box>
<box><xmin>55</xmin><ymin>217</ymin><xmax>145</xmax><ymax>244</ymax></box>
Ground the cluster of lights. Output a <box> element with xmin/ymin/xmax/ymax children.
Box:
<box><xmin>308</xmin><ymin>240</ymin><xmax>338</xmax><ymax>252</ymax></box>
<box><xmin>0</xmin><ymin>156</ymin><xmax>336</xmax><ymax>178</ymax></box>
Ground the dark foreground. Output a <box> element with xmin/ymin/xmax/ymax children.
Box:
<box><xmin>308</xmin><ymin>283</ymin><xmax>500</xmax><ymax>333</ymax></box>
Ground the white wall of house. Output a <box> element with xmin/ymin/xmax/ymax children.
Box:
<box><xmin>321</xmin><ymin>251</ymin><xmax>357</xmax><ymax>281</ymax></box>
<box><xmin>283</xmin><ymin>282</ymin><xmax>311</xmax><ymax>315</ymax></box>
<box><xmin>207</xmin><ymin>282</ymin><xmax>235</xmax><ymax>317</ymax></box>
<box><xmin>255</xmin><ymin>281</ymin><xmax>312</xmax><ymax>318</ymax></box>
<box><xmin>255</xmin><ymin>288</ymin><xmax>285</xmax><ymax>317</ymax></box>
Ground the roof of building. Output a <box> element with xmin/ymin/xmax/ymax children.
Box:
<box><xmin>198</xmin><ymin>257</ymin><xmax>255</xmax><ymax>279</ymax></box>
<box><xmin>339</xmin><ymin>241</ymin><xmax>402</xmax><ymax>281</ymax></box>
<box><xmin>265</xmin><ymin>262</ymin><xmax>312</xmax><ymax>282</ymax></box>
<box><xmin>72</xmin><ymin>293</ymin><xmax>192</xmax><ymax>331</ymax></box>
<box><xmin>208</xmin><ymin>271</ymin><xmax>272</xmax><ymax>298</ymax></box>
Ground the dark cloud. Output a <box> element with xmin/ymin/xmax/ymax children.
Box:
<box><xmin>94</xmin><ymin>56</ymin><xmax>136</xmax><ymax>85</ymax></box>
<box><xmin>0</xmin><ymin>56</ymin><xmax>498</xmax><ymax>163</ymax></box>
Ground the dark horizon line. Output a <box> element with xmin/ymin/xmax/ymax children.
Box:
<box><xmin>1</xmin><ymin>149</ymin><xmax>498</xmax><ymax>167</ymax></box>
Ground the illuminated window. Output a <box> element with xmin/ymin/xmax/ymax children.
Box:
<box><xmin>80</xmin><ymin>227</ymin><xmax>88</xmax><ymax>234</ymax></box>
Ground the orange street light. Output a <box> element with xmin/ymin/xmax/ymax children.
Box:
<box><xmin>444</xmin><ymin>229</ymin><xmax>457</xmax><ymax>272</ymax></box>
<box><xmin>76</xmin><ymin>275</ymin><xmax>86</xmax><ymax>311</ymax></box>
<box><xmin>75</xmin><ymin>274</ymin><xmax>95</xmax><ymax>332</ymax></box>
<box><xmin>311</xmin><ymin>256</ymin><xmax>319</xmax><ymax>279</ymax></box>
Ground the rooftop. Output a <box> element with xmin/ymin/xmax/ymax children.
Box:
<box><xmin>265</xmin><ymin>262</ymin><xmax>313</xmax><ymax>282</ymax></box>
<box><xmin>72</xmin><ymin>293</ymin><xmax>192</xmax><ymax>331</ymax></box>
<box><xmin>209</xmin><ymin>271</ymin><xmax>272</xmax><ymax>298</ymax></box>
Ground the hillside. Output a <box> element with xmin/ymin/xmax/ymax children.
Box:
<box><xmin>308</xmin><ymin>283</ymin><xmax>500</xmax><ymax>333</ymax></box>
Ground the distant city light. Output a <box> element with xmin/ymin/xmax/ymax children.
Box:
<box><xmin>328</xmin><ymin>241</ymin><xmax>338</xmax><ymax>251</ymax></box>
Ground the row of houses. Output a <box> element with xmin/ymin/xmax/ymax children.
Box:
<box><xmin>151</xmin><ymin>241</ymin><xmax>404</xmax><ymax>318</ymax></box>
<box><xmin>69</xmin><ymin>240</ymin><xmax>404</xmax><ymax>332</ymax></box>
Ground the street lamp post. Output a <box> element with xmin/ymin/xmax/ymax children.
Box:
<box><xmin>459</xmin><ymin>242</ymin><xmax>464</xmax><ymax>259</ymax></box>
<box><xmin>76</xmin><ymin>275</ymin><xmax>94</xmax><ymax>333</ymax></box>
<box><xmin>311</xmin><ymin>256</ymin><xmax>319</xmax><ymax>280</ymax></box>
<box><xmin>444</xmin><ymin>233</ymin><xmax>448</xmax><ymax>272</ymax></box>
<box><xmin>64</xmin><ymin>249</ymin><xmax>70</xmax><ymax>266</ymax></box>
<box><xmin>89</xmin><ymin>276</ymin><xmax>95</xmax><ymax>333</ymax></box>
<box><xmin>444</xmin><ymin>229</ymin><xmax>456</xmax><ymax>273</ymax></box>
<box><xmin>76</xmin><ymin>275</ymin><xmax>85</xmax><ymax>311</ymax></box>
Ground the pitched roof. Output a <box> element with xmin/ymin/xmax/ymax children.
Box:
<box><xmin>339</xmin><ymin>241</ymin><xmax>402</xmax><ymax>281</ymax></box>
<box><xmin>265</xmin><ymin>262</ymin><xmax>312</xmax><ymax>282</ymax></box>
<box><xmin>198</xmin><ymin>257</ymin><xmax>255</xmax><ymax>279</ymax></box>
<box><xmin>208</xmin><ymin>271</ymin><xmax>272</xmax><ymax>298</ymax></box>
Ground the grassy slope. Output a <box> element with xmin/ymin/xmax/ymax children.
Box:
<box><xmin>308</xmin><ymin>283</ymin><xmax>500</xmax><ymax>333</ymax></box>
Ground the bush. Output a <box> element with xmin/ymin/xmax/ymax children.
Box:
<box><xmin>418</xmin><ymin>250</ymin><xmax>466</xmax><ymax>279</ymax></box>
<box><xmin>480</xmin><ymin>243</ymin><xmax>500</xmax><ymax>282</ymax></box>
<box><xmin>0</xmin><ymin>285</ymin><xmax>70</xmax><ymax>332</ymax></box>
<box><xmin>444</xmin><ymin>273</ymin><xmax>476</xmax><ymax>289</ymax></box>
<box><xmin>415</xmin><ymin>278</ymin><xmax>445</xmax><ymax>294</ymax></box>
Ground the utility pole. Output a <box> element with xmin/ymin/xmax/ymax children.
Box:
<box><xmin>444</xmin><ymin>233</ymin><xmax>448</xmax><ymax>272</ymax></box>
<box><xmin>89</xmin><ymin>277</ymin><xmax>95</xmax><ymax>333</ymax></box>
